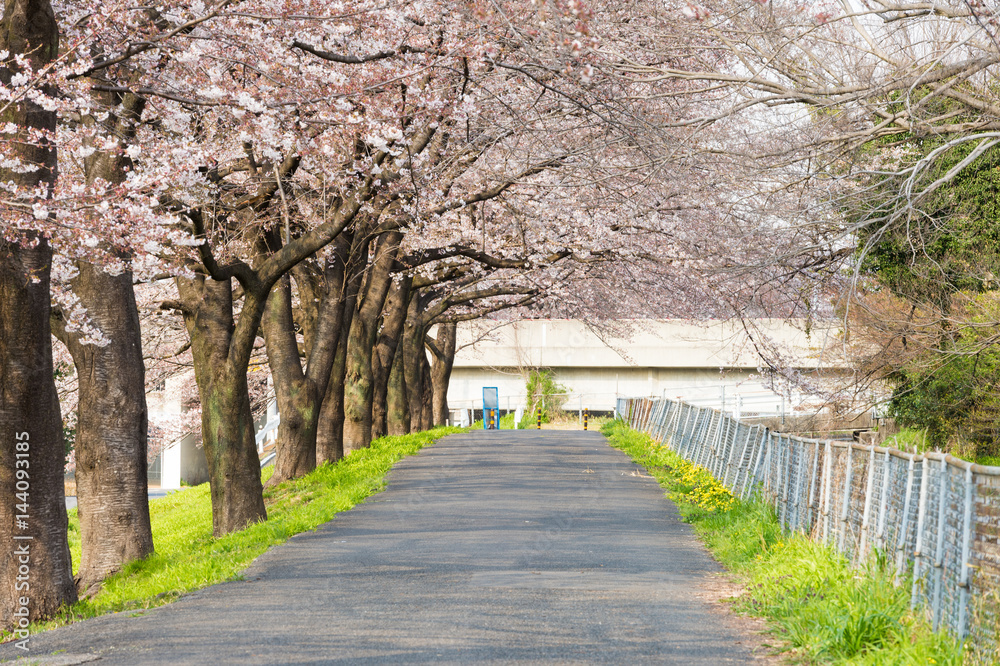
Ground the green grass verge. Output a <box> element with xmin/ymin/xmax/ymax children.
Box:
<box><xmin>601</xmin><ymin>419</ymin><xmax>965</xmax><ymax>665</ymax></box>
<box><xmin>5</xmin><ymin>425</ymin><xmax>462</xmax><ymax>640</ymax></box>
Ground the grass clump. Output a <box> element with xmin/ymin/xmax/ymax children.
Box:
<box><xmin>8</xmin><ymin>426</ymin><xmax>461</xmax><ymax>639</ymax></box>
<box><xmin>601</xmin><ymin>419</ymin><xmax>965</xmax><ymax>665</ymax></box>
<box><xmin>888</xmin><ymin>427</ymin><xmax>931</xmax><ymax>454</ymax></box>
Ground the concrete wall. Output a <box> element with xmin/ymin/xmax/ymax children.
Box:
<box><xmin>446</xmin><ymin>319</ymin><xmax>847</xmax><ymax>414</ymax></box>
<box><xmin>159</xmin><ymin>433</ymin><xmax>210</xmax><ymax>489</ymax></box>
<box><xmin>148</xmin><ymin>370</ymin><xmax>210</xmax><ymax>488</ymax></box>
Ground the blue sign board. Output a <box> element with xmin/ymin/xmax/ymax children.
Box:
<box><xmin>483</xmin><ymin>387</ymin><xmax>499</xmax><ymax>430</ymax></box>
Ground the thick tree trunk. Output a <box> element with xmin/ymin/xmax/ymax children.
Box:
<box><xmin>316</xmin><ymin>310</ymin><xmax>352</xmax><ymax>464</ymax></box>
<box><xmin>177</xmin><ymin>276</ymin><xmax>266</xmax><ymax>536</ymax></box>
<box><xmin>0</xmin><ymin>240</ymin><xmax>78</xmax><ymax>633</ymax></box>
<box><xmin>402</xmin><ymin>297</ymin><xmax>427</xmax><ymax>434</ymax></box>
<box><xmin>371</xmin><ymin>276</ymin><xmax>411</xmax><ymax>440</ymax></box>
<box><xmin>199</xmin><ymin>369</ymin><xmax>267</xmax><ymax>535</ymax></box>
<box><xmin>263</xmin><ymin>235</ymin><xmax>351</xmax><ymax>486</ymax></box>
<box><xmin>429</xmin><ymin>322</ymin><xmax>457</xmax><ymax>426</ymax></box>
<box><xmin>343</xmin><ymin>231</ymin><xmax>402</xmax><ymax>453</ymax></box>
<box><xmin>52</xmin><ymin>89</ymin><xmax>153</xmax><ymax>597</ymax></box>
<box><xmin>0</xmin><ymin>0</ymin><xmax>78</xmax><ymax>632</ymax></box>
<box><xmin>53</xmin><ymin>265</ymin><xmax>153</xmax><ymax>597</ymax></box>
<box><xmin>261</xmin><ymin>275</ymin><xmax>319</xmax><ymax>485</ymax></box>
<box><xmin>420</xmin><ymin>354</ymin><xmax>434</xmax><ymax>431</ymax></box>
<box><xmin>316</xmin><ymin>248</ymin><xmax>364</xmax><ymax>465</ymax></box>
<box><xmin>386</xmin><ymin>343</ymin><xmax>410</xmax><ymax>436</ymax></box>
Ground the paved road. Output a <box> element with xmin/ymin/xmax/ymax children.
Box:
<box><xmin>3</xmin><ymin>431</ymin><xmax>759</xmax><ymax>665</ymax></box>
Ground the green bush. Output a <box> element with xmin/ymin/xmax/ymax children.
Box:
<box><xmin>524</xmin><ymin>369</ymin><xmax>567</xmax><ymax>423</ymax></box>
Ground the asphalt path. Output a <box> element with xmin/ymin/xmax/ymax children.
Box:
<box><xmin>3</xmin><ymin>430</ymin><xmax>760</xmax><ymax>665</ymax></box>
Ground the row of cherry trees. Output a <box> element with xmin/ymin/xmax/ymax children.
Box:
<box><xmin>0</xmin><ymin>0</ymin><xmax>727</xmax><ymax>630</ymax></box>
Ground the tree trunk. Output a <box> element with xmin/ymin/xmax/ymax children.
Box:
<box><xmin>316</xmin><ymin>246</ymin><xmax>364</xmax><ymax>465</ymax></box>
<box><xmin>371</xmin><ymin>276</ymin><xmax>411</xmax><ymax>440</ymax></box>
<box><xmin>386</xmin><ymin>343</ymin><xmax>410</xmax><ymax>436</ymax></box>
<box><xmin>343</xmin><ymin>231</ymin><xmax>402</xmax><ymax>453</ymax></box>
<box><xmin>263</xmin><ymin>235</ymin><xmax>351</xmax><ymax>486</ymax></box>
<box><xmin>316</xmin><ymin>310</ymin><xmax>352</xmax><ymax>464</ymax></box>
<box><xmin>420</xmin><ymin>353</ymin><xmax>434</xmax><ymax>431</ymax></box>
<box><xmin>261</xmin><ymin>275</ymin><xmax>320</xmax><ymax>485</ymax></box>
<box><xmin>177</xmin><ymin>276</ymin><xmax>266</xmax><ymax>537</ymax></box>
<box><xmin>0</xmin><ymin>0</ymin><xmax>77</xmax><ymax>632</ymax></box>
<box><xmin>52</xmin><ymin>265</ymin><xmax>153</xmax><ymax>597</ymax></box>
<box><xmin>0</xmin><ymin>240</ymin><xmax>78</xmax><ymax>633</ymax></box>
<box><xmin>429</xmin><ymin>322</ymin><xmax>457</xmax><ymax>426</ymax></box>
<box><xmin>52</xmin><ymin>89</ymin><xmax>153</xmax><ymax>597</ymax></box>
<box><xmin>402</xmin><ymin>296</ymin><xmax>427</xmax><ymax>434</ymax></box>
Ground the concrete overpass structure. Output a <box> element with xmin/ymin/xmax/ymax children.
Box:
<box><xmin>446</xmin><ymin>319</ymin><xmax>848</xmax><ymax>418</ymax></box>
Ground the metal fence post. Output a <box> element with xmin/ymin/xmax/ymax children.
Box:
<box><xmin>875</xmin><ymin>449</ymin><xmax>891</xmax><ymax>553</ymax></box>
<box><xmin>707</xmin><ymin>411</ymin><xmax>721</xmax><ymax>473</ymax></box>
<box><xmin>838</xmin><ymin>443</ymin><xmax>854</xmax><ymax>555</ymax></box>
<box><xmin>687</xmin><ymin>409</ymin><xmax>702</xmax><ymax>462</ymax></box>
<box><xmin>896</xmin><ymin>454</ymin><xmax>916</xmax><ymax>581</ymax></box>
<box><xmin>859</xmin><ymin>447</ymin><xmax>877</xmax><ymax>561</ymax></box>
<box><xmin>780</xmin><ymin>438</ymin><xmax>791</xmax><ymax>531</ymax></box>
<box><xmin>732</xmin><ymin>425</ymin><xmax>753</xmax><ymax>497</ymax></box>
<box><xmin>911</xmin><ymin>457</ymin><xmax>931</xmax><ymax>609</ymax></box>
<box><xmin>792</xmin><ymin>441</ymin><xmax>805</xmax><ymax>532</ymax></box>
<box><xmin>762</xmin><ymin>430</ymin><xmax>774</xmax><ymax>502</ymax></box>
<box><xmin>822</xmin><ymin>441</ymin><xmax>834</xmax><ymax>545</ymax></box>
<box><xmin>747</xmin><ymin>428</ymin><xmax>768</xmax><ymax>501</ymax></box>
<box><xmin>688</xmin><ymin>407</ymin><xmax>704</xmax><ymax>460</ymax></box>
<box><xmin>932</xmin><ymin>457</ymin><xmax>949</xmax><ymax>631</ymax></box>
<box><xmin>807</xmin><ymin>441</ymin><xmax>820</xmax><ymax>532</ymax></box>
<box><xmin>681</xmin><ymin>407</ymin><xmax>696</xmax><ymax>458</ymax></box>
<box><xmin>698</xmin><ymin>408</ymin><xmax>711</xmax><ymax>463</ymax></box>
<box><xmin>711</xmin><ymin>410</ymin><xmax>724</xmax><ymax>472</ymax></box>
<box><xmin>957</xmin><ymin>464</ymin><xmax>975</xmax><ymax>640</ymax></box>
<box><xmin>714</xmin><ymin>415</ymin><xmax>730</xmax><ymax>479</ymax></box>
<box><xmin>722</xmin><ymin>422</ymin><xmax>743</xmax><ymax>490</ymax></box>
<box><xmin>675</xmin><ymin>406</ymin><xmax>691</xmax><ymax>454</ymax></box>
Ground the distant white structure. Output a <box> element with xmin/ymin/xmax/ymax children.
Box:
<box><xmin>147</xmin><ymin>373</ymin><xmax>279</xmax><ymax>488</ymax></box>
<box><xmin>145</xmin><ymin>371</ymin><xmax>209</xmax><ymax>489</ymax></box>
<box><xmin>446</xmin><ymin>319</ymin><xmax>848</xmax><ymax>418</ymax></box>
<box><xmin>155</xmin><ymin>433</ymin><xmax>208</xmax><ymax>490</ymax></box>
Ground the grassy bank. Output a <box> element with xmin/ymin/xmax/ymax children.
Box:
<box><xmin>5</xmin><ymin>426</ymin><xmax>461</xmax><ymax>640</ymax></box>
<box><xmin>601</xmin><ymin>419</ymin><xmax>964</xmax><ymax>665</ymax></box>
<box><xmin>890</xmin><ymin>427</ymin><xmax>1000</xmax><ymax>468</ymax></box>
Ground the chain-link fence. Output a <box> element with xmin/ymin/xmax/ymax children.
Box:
<box><xmin>617</xmin><ymin>397</ymin><xmax>1000</xmax><ymax>661</ymax></box>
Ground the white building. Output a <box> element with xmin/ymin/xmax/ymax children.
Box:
<box><xmin>145</xmin><ymin>371</ymin><xmax>210</xmax><ymax>489</ymax></box>
<box><xmin>446</xmin><ymin>319</ymin><xmax>848</xmax><ymax>418</ymax></box>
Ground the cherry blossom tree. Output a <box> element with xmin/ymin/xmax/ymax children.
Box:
<box><xmin>0</xmin><ymin>0</ymin><xmax>826</xmax><ymax>628</ymax></box>
<box><xmin>0</xmin><ymin>0</ymin><xmax>78</xmax><ymax>630</ymax></box>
